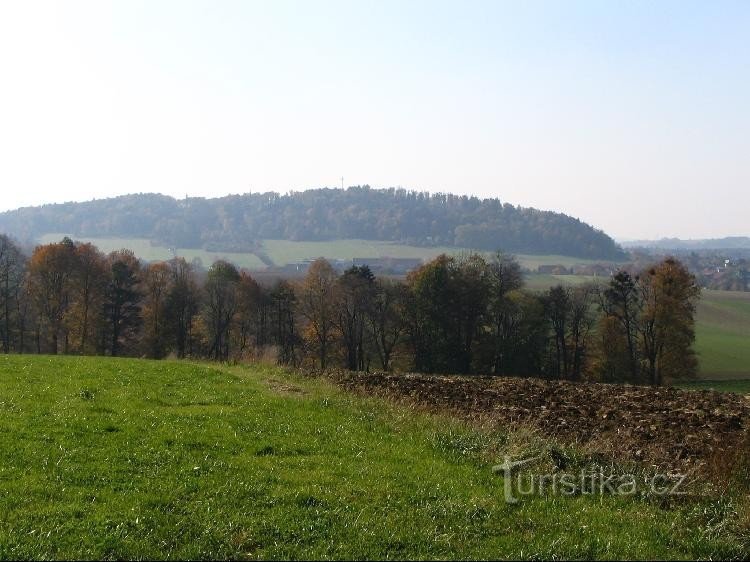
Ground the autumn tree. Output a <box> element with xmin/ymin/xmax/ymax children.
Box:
<box><xmin>596</xmin><ymin>259</ymin><xmax>700</xmax><ymax>385</ymax></box>
<box><xmin>142</xmin><ymin>261</ymin><xmax>172</xmax><ymax>358</ymax></box>
<box><xmin>68</xmin><ymin>242</ymin><xmax>107</xmax><ymax>354</ymax></box>
<box><xmin>27</xmin><ymin>238</ymin><xmax>77</xmax><ymax>353</ymax></box>
<box><xmin>597</xmin><ymin>270</ymin><xmax>642</xmax><ymax>382</ymax></box>
<box><xmin>638</xmin><ymin>258</ymin><xmax>700</xmax><ymax>385</ymax></box>
<box><xmin>297</xmin><ymin>258</ymin><xmax>338</xmax><ymax>369</ymax></box>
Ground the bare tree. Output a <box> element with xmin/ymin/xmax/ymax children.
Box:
<box><xmin>367</xmin><ymin>279</ymin><xmax>407</xmax><ymax>371</ymax></box>
<box><xmin>202</xmin><ymin>260</ymin><xmax>240</xmax><ymax>361</ymax></box>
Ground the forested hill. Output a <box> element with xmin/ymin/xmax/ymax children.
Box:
<box><xmin>0</xmin><ymin>187</ymin><xmax>625</xmax><ymax>259</ymax></box>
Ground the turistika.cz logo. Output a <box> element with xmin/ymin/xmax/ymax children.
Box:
<box><xmin>493</xmin><ymin>456</ymin><xmax>689</xmax><ymax>504</ymax></box>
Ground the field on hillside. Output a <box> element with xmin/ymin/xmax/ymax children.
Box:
<box><xmin>260</xmin><ymin>239</ymin><xmax>604</xmax><ymax>269</ymax></box>
<box><xmin>260</xmin><ymin>238</ymin><xmax>462</xmax><ymax>264</ymax></box>
<box><xmin>37</xmin><ymin>233</ymin><xmax>603</xmax><ymax>271</ymax></box>
<box><xmin>679</xmin><ymin>379</ymin><xmax>750</xmax><ymax>394</ymax></box>
<box><xmin>37</xmin><ymin>234</ymin><xmax>267</xmax><ymax>270</ymax></box>
<box><xmin>1</xmin><ymin>355</ymin><xmax>748</xmax><ymax>560</ymax></box>
<box><xmin>695</xmin><ymin>290</ymin><xmax>750</xmax><ymax>379</ymax></box>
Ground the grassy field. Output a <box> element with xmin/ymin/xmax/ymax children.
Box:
<box><xmin>694</xmin><ymin>290</ymin><xmax>750</xmax><ymax>380</ymax></box>
<box><xmin>678</xmin><ymin>379</ymin><xmax>750</xmax><ymax>394</ymax></box>
<box><xmin>37</xmin><ymin>234</ymin><xmax>267</xmax><ymax>270</ymax></box>
<box><xmin>260</xmin><ymin>239</ymin><xmax>604</xmax><ymax>270</ymax></box>
<box><xmin>260</xmin><ymin>239</ymin><xmax>462</xmax><ymax>265</ymax></box>
<box><xmin>0</xmin><ymin>355</ymin><xmax>747</xmax><ymax>560</ymax></box>
<box><xmin>38</xmin><ymin>234</ymin><xmax>603</xmax><ymax>272</ymax></box>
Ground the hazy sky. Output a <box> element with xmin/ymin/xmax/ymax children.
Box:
<box><xmin>0</xmin><ymin>0</ymin><xmax>748</xmax><ymax>240</ymax></box>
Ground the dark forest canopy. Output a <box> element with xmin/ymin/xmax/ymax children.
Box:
<box><xmin>0</xmin><ymin>187</ymin><xmax>625</xmax><ymax>259</ymax></box>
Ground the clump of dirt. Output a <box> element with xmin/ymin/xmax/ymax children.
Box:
<box><xmin>313</xmin><ymin>369</ymin><xmax>750</xmax><ymax>474</ymax></box>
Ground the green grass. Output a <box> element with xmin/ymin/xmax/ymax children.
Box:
<box><xmin>695</xmin><ymin>290</ymin><xmax>750</xmax><ymax>379</ymax></box>
<box><xmin>260</xmin><ymin>238</ymin><xmax>463</xmax><ymax>265</ymax></box>
<box><xmin>260</xmin><ymin>239</ymin><xmax>604</xmax><ymax>270</ymax></box>
<box><xmin>0</xmin><ymin>355</ymin><xmax>747</xmax><ymax>559</ymax></box>
<box><xmin>677</xmin><ymin>379</ymin><xmax>750</xmax><ymax>394</ymax></box>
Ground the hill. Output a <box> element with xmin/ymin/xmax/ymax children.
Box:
<box><xmin>622</xmin><ymin>236</ymin><xmax>750</xmax><ymax>251</ymax></box>
<box><xmin>0</xmin><ymin>355</ymin><xmax>747</xmax><ymax>559</ymax></box>
<box><xmin>0</xmin><ymin>187</ymin><xmax>625</xmax><ymax>260</ymax></box>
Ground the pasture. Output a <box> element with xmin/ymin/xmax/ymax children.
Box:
<box><xmin>261</xmin><ymin>239</ymin><xmax>605</xmax><ymax>270</ymax></box>
<box><xmin>0</xmin><ymin>355</ymin><xmax>747</xmax><ymax>559</ymax></box>
<box><xmin>678</xmin><ymin>379</ymin><xmax>750</xmax><ymax>394</ymax></box>
<box><xmin>694</xmin><ymin>290</ymin><xmax>750</xmax><ymax>380</ymax></box>
<box><xmin>37</xmin><ymin>234</ymin><xmax>604</xmax><ymax>271</ymax></box>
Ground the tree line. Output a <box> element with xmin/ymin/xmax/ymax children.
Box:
<box><xmin>0</xmin><ymin>234</ymin><xmax>698</xmax><ymax>385</ymax></box>
<box><xmin>0</xmin><ymin>187</ymin><xmax>625</xmax><ymax>259</ymax></box>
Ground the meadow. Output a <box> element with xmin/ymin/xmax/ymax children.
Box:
<box><xmin>0</xmin><ymin>355</ymin><xmax>747</xmax><ymax>560</ymax></box>
<box><xmin>37</xmin><ymin>234</ymin><xmax>602</xmax><ymax>271</ymax></box>
<box><xmin>694</xmin><ymin>290</ymin><xmax>750</xmax><ymax>380</ymax></box>
<box><xmin>260</xmin><ymin>239</ymin><xmax>603</xmax><ymax>270</ymax></box>
<box><xmin>678</xmin><ymin>379</ymin><xmax>750</xmax><ymax>394</ymax></box>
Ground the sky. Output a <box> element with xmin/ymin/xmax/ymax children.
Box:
<box><xmin>0</xmin><ymin>0</ymin><xmax>748</xmax><ymax>240</ymax></box>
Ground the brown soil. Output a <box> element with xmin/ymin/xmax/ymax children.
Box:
<box><xmin>315</xmin><ymin>370</ymin><xmax>750</xmax><ymax>473</ymax></box>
